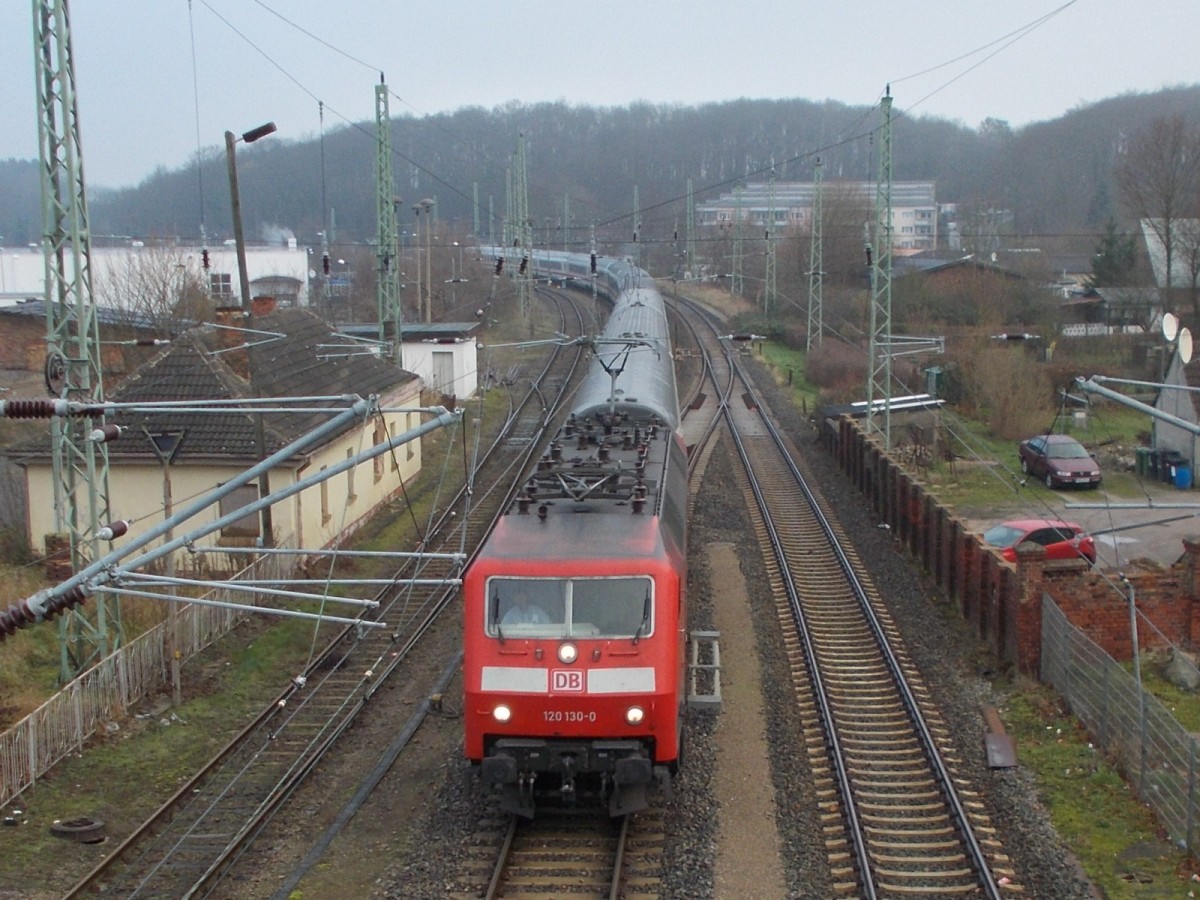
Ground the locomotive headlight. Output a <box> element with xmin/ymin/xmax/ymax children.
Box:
<box><xmin>557</xmin><ymin>642</ymin><xmax>578</xmax><ymax>664</ymax></box>
<box><xmin>625</xmin><ymin>705</ymin><xmax>645</xmax><ymax>725</ymax></box>
<box><xmin>493</xmin><ymin>704</ymin><xmax>512</xmax><ymax>723</ymax></box>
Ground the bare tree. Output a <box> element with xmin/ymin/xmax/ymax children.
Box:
<box><xmin>95</xmin><ymin>243</ymin><xmax>210</xmax><ymax>337</ymax></box>
<box><xmin>1176</xmin><ymin>218</ymin><xmax>1200</xmax><ymax>320</ymax></box>
<box><xmin>1115</xmin><ymin>115</ymin><xmax>1200</xmax><ymax>315</ymax></box>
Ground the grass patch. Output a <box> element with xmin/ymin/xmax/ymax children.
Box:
<box><xmin>1001</xmin><ymin>683</ymin><xmax>1195</xmax><ymax>897</ymax></box>
<box><xmin>755</xmin><ymin>341</ymin><xmax>822</xmax><ymax>415</ymax></box>
<box><xmin>0</xmin><ymin>614</ymin><xmax>319</xmax><ymax>896</ymax></box>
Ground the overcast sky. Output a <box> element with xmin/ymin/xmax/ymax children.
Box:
<box><xmin>3</xmin><ymin>0</ymin><xmax>1197</xmax><ymax>190</ymax></box>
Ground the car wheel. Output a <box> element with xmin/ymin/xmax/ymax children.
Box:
<box><xmin>1045</xmin><ymin>473</ymin><xmax>1055</xmax><ymax>489</ymax></box>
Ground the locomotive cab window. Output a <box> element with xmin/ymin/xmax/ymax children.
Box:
<box><xmin>487</xmin><ymin>576</ymin><xmax>652</xmax><ymax>639</ymax></box>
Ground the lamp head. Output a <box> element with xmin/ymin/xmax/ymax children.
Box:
<box><xmin>242</xmin><ymin>121</ymin><xmax>277</xmax><ymax>144</ymax></box>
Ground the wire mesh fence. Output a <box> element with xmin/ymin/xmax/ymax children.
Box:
<box><xmin>1042</xmin><ymin>594</ymin><xmax>1200</xmax><ymax>856</ymax></box>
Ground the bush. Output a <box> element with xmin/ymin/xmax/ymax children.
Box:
<box><xmin>805</xmin><ymin>341</ymin><xmax>867</xmax><ymax>402</ymax></box>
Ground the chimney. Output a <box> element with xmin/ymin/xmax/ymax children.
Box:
<box><xmin>252</xmin><ymin>295</ymin><xmax>278</xmax><ymax>317</ymax></box>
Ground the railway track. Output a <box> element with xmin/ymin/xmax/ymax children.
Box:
<box><xmin>65</xmin><ymin>287</ymin><xmax>593</xmax><ymax>899</ymax></box>
<box><xmin>450</xmin><ymin>804</ymin><xmax>665</xmax><ymax>900</ymax></box>
<box><xmin>678</xmin><ymin>296</ymin><xmax>1019</xmax><ymax>897</ymax></box>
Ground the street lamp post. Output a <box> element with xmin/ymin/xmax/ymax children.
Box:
<box><xmin>224</xmin><ymin>121</ymin><xmax>277</xmax><ymax>311</ymax></box>
<box><xmin>224</xmin><ymin>121</ymin><xmax>277</xmax><ymax>546</ymax></box>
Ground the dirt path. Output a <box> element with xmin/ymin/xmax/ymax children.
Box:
<box><xmin>709</xmin><ymin>540</ymin><xmax>789</xmax><ymax>899</ymax></box>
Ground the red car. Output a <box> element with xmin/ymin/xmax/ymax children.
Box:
<box><xmin>1017</xmin><ymin>433</ymin><xmax>1102</xmax><ymax>489</ymax></box>
<box><xmin>982</xmin><ymin>518</ymin><xmax>1096</xmax><ymax>564</ymax></box>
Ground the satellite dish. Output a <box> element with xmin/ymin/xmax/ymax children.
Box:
<box><xmin>1180</xmin><ymin>327</ymin><xmax>1193</xmax><ymax>365</ymax></box>
<box><xmin>1163</xmin><ymin>312</ymin><xmax>1179</xmax><ymax>341</ymax></box>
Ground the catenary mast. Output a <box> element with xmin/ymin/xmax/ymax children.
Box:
<box><xmin>375</xmin><ymin>75</ymin><xmax>402</xmax><ymax>362</ymax></box>
<box><xmin>33</xmin><ymin>0</ymin><xmax>122</xmax><ymax>677</ymax></box>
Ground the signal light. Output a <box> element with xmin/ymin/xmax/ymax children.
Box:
<box><xmin>201</xmin><ymin>248</ymin><xmax>210</xmax><ymax>270</ymax></box>
<box><xmin>590</xmin><ymin>253</ymin><xmax>597</xmax><ymax>274</ymax></box>
<box><xmin>494</xmin><ymin>256</ymin><xmax>504</xmax><ymax>275</ymax></box>
<box><xmin>322</xmin><ymin>253</ymin><xmax>330</xmax><ymax>275</ymax></box>
<box><xmin>519</xmin><ymin>255</ymin><xmax>528</xmax><ymax>275</ymax></box>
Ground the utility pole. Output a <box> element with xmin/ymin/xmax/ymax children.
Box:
<box><xmin>560</xmin><ymin>194</ymin><xmax>568</xmax><ymax>251</ymax></box>
<box><xmin>765</xmin><ymin>164</ymin><xmax>778</xmax><ymax>314</ymax></box>
<box><xmin>732</xmin><ymin>186</ymin><xmax>744</xmax><ymax>297</ymax></box>
<box><xmin>590</xmin><ymin>222</ymin><xmax>598</xmax><ymax>306</ymax></box>
<box><xmin>375</xmin><ymin>75</ymin><xmax>402</xmax><ymax>362</ymax></box>
<box><xmin>686</xmin><ymin>177</ymin><xmax>696</xmax><ymax>278</ymax></box>
<box><xmin>866</xmin><ymin>88</ymin><xmax>895</xmax><ymax>447</ymax></box>
<box><xmin>806</xmin><ymin>158</ymin><xmax>824</xmax><ymax>352</ymax></box>
<box><xmin>513</xmin><ymin>135</ymin><xmax>532</xmax><ymax>330</ymax></box>
<box><xmin>34</xmin><ymin>0</ymin><xmax>121</xmax><ymax>677</ymax></box>
<box><xmin>632</xmin><ymin>186</ymin><xmax>641</xmax><ymax>269</ymax></box>
<box><xmin>473</xmin><ymin>182</ymin><xmax>480</xmax><ymax>239</ymax></box>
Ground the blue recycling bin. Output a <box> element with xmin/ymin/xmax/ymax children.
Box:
<box><xmin>1175</xmin><ymin>464</ymin><xmax>1192</xmax><ymax>489</ymax></box>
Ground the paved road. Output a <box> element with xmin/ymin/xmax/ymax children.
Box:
<box><xmin>969</xmin><ymin>480</ymin><xmax>1200</xmax><ymax>570</ymax></box>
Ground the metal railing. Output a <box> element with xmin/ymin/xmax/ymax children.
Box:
<box><xmin>0</xmin><ymin>543</ymin><xmax>295</xmax><ymax>807</ymax></box>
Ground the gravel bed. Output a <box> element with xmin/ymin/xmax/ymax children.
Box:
<box><xmin>370</xmin><ymin>355</ymin><xmax>1098</xmax><ymax>899</ymax></box>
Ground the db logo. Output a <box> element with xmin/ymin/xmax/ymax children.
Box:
<box><xmin>551</xmin><ymin>669</ymin><xmax>584</xmax><ymax>692</ymax></box>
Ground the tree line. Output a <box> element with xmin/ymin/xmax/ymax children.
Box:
<box><xmin>1</xmin><ymin>88</ymin><xmax>1197</xmax><ymax>256</ymax></box>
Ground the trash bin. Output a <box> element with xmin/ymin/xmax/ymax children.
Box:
<box><xmin>1162</xmin><ymin>451</ymin><xmax>1184</xmax><ymax>484</ymax></box>
<box><xmin>1135</xmin><ymin>447</ymin><xmax>1150</xmax><ymax>477</ymax></box>
<box><xmin>1176</xmin><ymin>464</ymin><xmax>1193</xmax><ymax>489</ymax></box>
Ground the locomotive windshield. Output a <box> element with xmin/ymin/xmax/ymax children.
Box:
<box><xmin>487</xmin><ymin>576</ymin><xmax>652</xmax><ymax>639</ymax></box>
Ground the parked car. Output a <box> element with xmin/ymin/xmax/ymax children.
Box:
<box><xmin>982</xmin><ymin>518</ymin><xmax>1097</xmax><ymax>564</ymax></box>
<box><xmin>1017</xmin><ymin>433</ymin><xmax>1102</xmax><ymax>489</ymax></box>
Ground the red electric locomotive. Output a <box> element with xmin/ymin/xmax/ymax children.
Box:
<box><xmin>463</xmin><ymin>253</ymin><xmax>686</xmax><ymax>817</ymax></box>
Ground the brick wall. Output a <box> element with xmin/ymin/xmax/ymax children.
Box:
<box><xmin>0</xmin><ymin>315</ymin><xmax>43</xmax><ymax>370</ymax></box>
<box><xmin>834</xmin><ymin>416</ymin><xmax>1200</xmax><ymax>673</ymax></box>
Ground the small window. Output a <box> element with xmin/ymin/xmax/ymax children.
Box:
<box><xmin>320</xmin><ymin>465</ymin><xmax>330</xmax><ymax>524</ymax></box>
<box><xmin>346</xmin><ymin>448</ymin><xmax>357</xmax><ymax>501</ymax></box>
<box><xmin>373</xmin><ymin>422</ymin><xmax>386</xmax><ymax>482</ymax></box>
<box><xmin>209</xmin><ymin>272</ymin><xmax>233</xmax><ymax>297</ymax></box>
<box><xmin>218</xmin><ymin>484</ymin><xmax>259</xmax><ymax>538</ymax></box>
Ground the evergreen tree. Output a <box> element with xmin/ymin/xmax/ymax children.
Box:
<box><xmin>1086</xmin><ymin>218</ymin><xmax>1137</xmax><ymax>288</ymax></box>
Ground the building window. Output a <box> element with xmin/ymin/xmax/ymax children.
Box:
<box><xmin>210</xmin><ymin>272</ymin><xmax>233</xmax><ymax>297</ymax></box>
<box><xmin>218</xmin><ymin>484</ymin><xmax>260</xmax><ymax>538</ymax></box>
<box><xmin>406</xmin><ymin>413</ymin><xmax>416</xmax><ymax>461</ymax></box>
<box><xmin>346</xmin><ymin>448</ymin><xmax>357</xmax><ymax>501</ymax></box>
<box><xmin>373</xmin><ymin>421</ymin><xmax>386</xmax><ymax>482</ymax></box>
<box><xmin>320</xmin><ymin>466</ymin><xmax>330</xmax><ymax>524</ymax></box>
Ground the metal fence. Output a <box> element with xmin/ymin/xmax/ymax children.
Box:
<box><xmin>0</xmin><ymin>544</ymin><xmax>295</xmax><ymax>808</ymax></box>
<box><xmin>1042</xmin><ymin>594</ymin><xmax>1200</xmax><ymax>855</ymax></box>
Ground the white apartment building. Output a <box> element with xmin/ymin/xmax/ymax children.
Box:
<box><xmin>697</xmin><ymin>181</ymin><xmax>938</xmax><ymax>254</ymax></box>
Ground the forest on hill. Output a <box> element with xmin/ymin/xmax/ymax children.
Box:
<box><xmin>2</xmin><ymin>86</ymin><xmax>1198</xmax><ymax>261</ymax></box>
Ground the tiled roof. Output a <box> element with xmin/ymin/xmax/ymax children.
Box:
<box><xmin>0</xmin><ymin>298</ymin><xmax>160</xmax><ymax>331</ymax></box>
<box><xmin>12</xmin><ymin>308</ymin><xmax>416</xmax><ymax>464</ymax></box>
